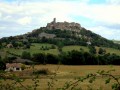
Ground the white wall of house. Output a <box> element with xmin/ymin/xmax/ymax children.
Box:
<box><xmin>6</xmin><ymin>67</ymin><xmax>22</xmax><ymax>71</ymax></box>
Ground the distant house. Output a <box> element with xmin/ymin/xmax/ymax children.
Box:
<box><xmin>86</xmin><ymin>41</ymin><xmax>91</xmax><ymax>45</ymax></box>
<box><xmin>5</xmin><ymin>63</ymin><xmax>22</xmax><ymax>71</ymax></box>
<box><xmin>6</xmin><ymin>44</ymin><xmax>13</xmax><ymax>48</ymax></box>
<box><xmin>39</xmin><ymin>32</ymin><xmax>56</xmax><ymax>39</ymax></box>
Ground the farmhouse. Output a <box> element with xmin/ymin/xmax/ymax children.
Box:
<box><xmin>5</xmin><ymin>63</ymin><xmax>22</xmax><ymax>71</ymax></box>
<box><xmin>86</xmin><ymin>41</ymin><xmax>91</xmax><ymax>45</ymax></box>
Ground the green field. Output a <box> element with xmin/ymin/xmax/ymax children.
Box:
<box><xmin>3</xmin><ymin>43</ymin><xmax>59</xmax><ymax>56</ymax></box>
<box><xmin>1</xmin><ymin>43</ymin><xmax>120</xmax><ymax>57</ymax></box>
<box><xmin>2</xmin><ymin>43</ymin><xmax>89</xmax><ymax>56</ymax></box>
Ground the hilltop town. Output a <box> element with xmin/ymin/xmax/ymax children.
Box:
<box><xmin>46</xmin><ymin>18</ymin><xmax>82</xmax><ymax>32</ymax></box>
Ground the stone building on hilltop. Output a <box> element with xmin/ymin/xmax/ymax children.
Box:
<box><xmin>46</xmin><ymin>18</ymin><xmax>82</xmax><ymax>32</ymax></box>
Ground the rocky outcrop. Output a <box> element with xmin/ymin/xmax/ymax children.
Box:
<box><xmin>46</xmin><ymin>18</ymin><xmax>82</xmax><ymax>32</ymax></box>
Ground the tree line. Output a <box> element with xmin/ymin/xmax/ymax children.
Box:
<box><xmin>20</xmin><ymin>48</ymin><xmax>120</xmax><ymax>65</ymax></box>
<box><xmin>0</xmin><ymin>47</ymin><xmax>120</xmax><ymax>71</ymax></box>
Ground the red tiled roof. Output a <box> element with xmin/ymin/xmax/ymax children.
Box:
<box><xmin>6</xmin><ymin>63</ymin><xmax>22</xmax><ymax>68</ymax></box>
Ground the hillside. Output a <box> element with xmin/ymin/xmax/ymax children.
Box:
<box><xmin>2</xmin><ymin>43</ymin><xmax>120</xmax><ymax>56</ymax></box>
<box><xmin>0</xmin><ymin>18</ymin><xmax>120</xmax><ymax>50</ymax></box>
<box><xmin>112</xmin><ymin>40</ymin><xmax>120</xmax><ymax>44</ymax></box>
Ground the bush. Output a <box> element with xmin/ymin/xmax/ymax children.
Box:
<box><xmin>32</xmin><ymin>53</ymin><xmax>46</xmax><ymax>64</ymax></box>
<box><xmin>33</xmin><ymin>68</ymin><xmax>50</xmax><ymax>75</ymax></box>
<box><xmin>0</xmin><ymin>60</ymin><xmax>6</xmax><ymax>71</ymax></box>
<box><xmin>21</xmin><ymin>51</ymin><xmax>31</xmax><ymax>59</ymax></box>
<box><xmin>46</xmin><ymin>54</ymin><xmax>58</xmax><ymax>64</ymax></box>
<box><xmin>51</xmin><ymin>45</ymin><xmax>56</xmax><ymax>49</ymax></box>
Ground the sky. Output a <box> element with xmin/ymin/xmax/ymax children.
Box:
<box><xmin>0</xmin><ymin>0</ymin><xmax>120</xmax><ymax>40</ymax></box>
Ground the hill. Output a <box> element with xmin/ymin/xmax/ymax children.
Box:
<box><xmin>2</xmin><ymin>43</ymin><xmax>120</xmax><ymax>56</ymax></box>
<box><xmin>0</xmin><ymin>18</ymin><xmax>120</xmax><ymax>50</ymax></box>
<box><xmin>112</xmin><ymin>40</ymin><xmax>120</xmax><ymax>44</ymax></box>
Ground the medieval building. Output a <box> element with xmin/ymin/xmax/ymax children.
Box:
<box><xmin>46</xmin><ymin>18</ymin><xmax>82</xmax><ymax>32</ymax></box>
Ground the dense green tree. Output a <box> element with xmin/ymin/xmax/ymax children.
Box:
<box><xmin>6</xmin><ymin>56</ymin><xmax>17</xmax><ymax>63</ymax></box>
<box><xmin>98</xmin><ymin>48</ymin><xmax>106</xmax><ymax>54</ymax></box>
<box><xmin>89</xmin><ymin>46</ymin><xmax>96</xmax><ymax>54</ymax></box>
<box><xmin>0</xmin><ymin>59</ymin><xmax>6</xmax><ymax>71</ymax></box>
<box><xmin>11</xmin><ymin>40</ymin><xmax>18</xmax><ymax>47</ymax></box>
<box><xmin>41</xmin><ymin>37</ymin><xmax>48</xmax><ymax>43</ymax></box>
<box><xmin>21</xmin><ymin>51</ymin><xmax>31</xmax><ymax>59</ymax></box>
<box><xmin>51</xmin><ymin>45</ymin><xmax>56</xmax><ymax>49</ymax></box>
<box><xmin>32</xmin><ymin>53</ymin><xmax>46</xmax><ymax>64</ymax></box>
<box><xmin>0</xmin><ymin>56</ymin><xmax>1</xmax><ymax>61</ymax></box>
<box><xmin>46</xmin><ymin>54</ymin><xmax>58</xmax><ymax>64</ymax></box>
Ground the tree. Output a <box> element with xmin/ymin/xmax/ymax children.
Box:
<box><xmin>46</xmin><ymin>54</ymin><xmax>58</xmax><ymax>64</ymax></box>
<box><xmin>57</xmin><ymin>41</ymin><xmax>64</xmax><ymax>48</ymax></box>
<box><xmin>0</xmin><ymin>60</ymin><xmax>6</xmax><ymax>71</ymax></box>
<box><xmin>61</xmin><ymin>50</ymin><xmax>85</xmax><ymax>65</ymax></box>
<box><xmin>57</xmin><ymin>41</ymin><xmax>64</xmax><ymax>53</ymax></box>
<box><xmin>89</xmin><ymin>46</ymin><xmax>96</xmax><ymax>54</ymax></box>
<box><xmin>11</xmin><ymin>40</ymin><xmax>18</xmax><ymax>47</ymax></box>
<box><xmin>0</xmin><ymin>42</ymin><xmax>2</xmax><ymax>49</ymax></box>
<box><xmin>98</xmin><ymin>48</ymin><xmax>106</xmax><ymax>54</ymax></box>
<box><xmin>51</xmin><ymin>45</ymin><xmax>56</xmax><ymax>49</ymax></box>
<box><xmin>21</xmin><ymin>51</ymin><xmax>31</xmax><ymax>59</ymax></box>
<box><xmin>32</xmin><ymin>53</ymin><xmax>46</xmax><ymax>64</ymax></box>
<box><xmin>0</xmin><ymin>56</ymin><xmax>1</xmax><ymax>61</ymax></box>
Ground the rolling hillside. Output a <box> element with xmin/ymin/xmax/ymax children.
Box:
<box><xmin>0</xmin><ymin>18</ymin><xmax>120</xmax><ymax>50</ymax></box>
<box><xmin>1</xmin><ymin>43</ymin><xmax>120</xmax><ymax>57</ymax></box>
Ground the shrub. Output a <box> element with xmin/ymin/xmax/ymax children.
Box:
<box><xmin>21</xmin><ymin>51</ymin><xmax>31</xmax><ymax>59</ymax></box>
<box><xmin>33</xmin><ymin>68</ymin><xmax>50</xmax><ymax>75</ymax></box>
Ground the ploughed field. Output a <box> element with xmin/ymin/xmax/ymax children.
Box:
<box><xmin>2</xmin><ymin>65</ymin><xmax>120</xmax><ymax>90</ymax></box>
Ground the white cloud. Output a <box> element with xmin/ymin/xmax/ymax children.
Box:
<box><xmin>0</xmin><ymin>26</ymin><xmax>6</xmax><ymax>29</ymax></box>
<box><xmin>0</xmin><ymin>12</ymin><xmax>2</xmax><ymax>18</ymax></box>
<box><xmin>1</xmin><ymin>0</ymin><xmax>120</xmax><ymax>25</ymax></box>
<box><xmin>3</xmin><ymin>15</ymin><xmax>12</xmax><ymax>20</ymax></box>
<box><xmin>87</xmin><ymin>26</ymin><xmax>120</xmax><ymax>40</ymax></box>
<box><xmin>17</xmin><ymin>16</ymin><xmax>32</xmax><ymax>25</ymax></box>
<box><xmin>106</xmin><ymin>0</ymin><xmax>120</xmax><ymax>5</ymax></box>
<box><xmin>73</xmin><ymin>4</ymin><xmax>120</xmax><ymax>25</ymax></box>
<box><xmin>0</xmin><ymin>0</ymin><xmax>120</xmax><ymax>39</ymax></box>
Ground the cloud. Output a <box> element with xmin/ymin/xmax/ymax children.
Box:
<box><xmin>0</xmin><ymin>0</ymin><xmax>120</xmax><ymax>40</ymax></box>
<box><xmin>106</xmin><ymin>0</ymin><xmax>120</xmax><ymax>5</ymax></box>
<box><xmin>1</xmin><ymin>0</ymin><xmax>120</xmax><ymax>25</ymax></box>
<box><xmin>0</xmin><ymin>12</ymin><xmax>2</xmax><ymax>17</ymax></box>
<box><xmin>87</xmin><ymin>26</ymin><xmax>120</xmax><ymax>40</ymax></box>
<box><xmin>73</xmin><ymin>4</ymin><xmax>120</xmax><ymax>25</ymax></box>
<box><xmin>17</xmin><ymin>16</ymin><xmax>32</xmax><ymax>25</ymax></box>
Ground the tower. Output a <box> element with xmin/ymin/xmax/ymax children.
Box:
<box><xmin>53</xmin><ymin>18</ymin><xmax>56</xmax><ymax>23</ymax></box>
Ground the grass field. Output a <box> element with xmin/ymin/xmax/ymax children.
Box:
<box><xmin>2</xmin><ymin>43</ymin><xmax>120</xmax><ymax>57</ymax></box>
<box><xmin>2</xmin><ymin>65</ymin><xmax>120</xmax><ymax>90</ymax></box>
<box><xmin>3</xmin><ymin>43</ymin><xmax>59</xmax><ymax>56</ymax></box>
